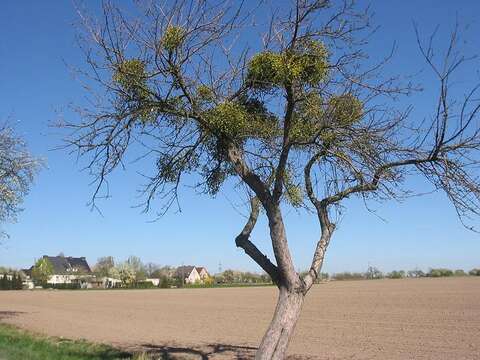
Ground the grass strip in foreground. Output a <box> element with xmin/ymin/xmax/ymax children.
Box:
<box><xmin>0</xmin><ymin>323</ymin><xmax>131</xmax><ymax>360</ymax></box>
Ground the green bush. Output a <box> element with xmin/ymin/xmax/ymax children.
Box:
<box><xmin>43</xmin><ymin>283</ymin><xmax>81</xmax><ymax>290</ymax></box>
<box><xmin>133</xmin><ymin>281</ymin><xmax>155</xmax><ymax>289</ymax></box>
<box><xmin>159</xmin><ymin>276</ymin><xmax>173</xmax><ymax>288</ymax></box>
<box><xmin>407</xmin><ymin>269</ymin><xmax>425</xmax><ymax>278</ymax></box>
<box><xmin>387</xmin><ymin>270</ymin><xmax>406</xmax><ymax>279</ymax></box>
<box><xmin>185</xmin><ymin>281</ymin><xmax>215</xmax><ymax>289</ymax></box>
<box><xmin>469</xmin><ymin>268</ymin><xmax>480</xmax><ymax>276</ymax></box>
<box><xmin>0</xmin><ymin>273</ymin><xmax>23</xmax><ymax>290</ymax></box>
<box><xmin>214</xmin><ymin>270</ymin><xmax>273</xmax><ymax>285</ymax></box>
<box><xmin>427</xmin><ymin>268</ymin><xmax>454</xmax><ymax>278</ymax></box>
<box><xmin>0</xmin><ymin>274</ymin><xmax>10</xmax><ymax>290</ymax></box>
<box><xmin>332</xmin><ymin>272</ymin><xmax>364</xmax><ymax>281</ymax></box>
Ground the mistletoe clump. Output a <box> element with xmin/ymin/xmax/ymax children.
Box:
<box><xmin>113</xmin><ymin>59</ymin><xmax>155</xmax><ymax>122</ymax></box>
<box><xmin>196</xmin><ymin>85</ymin><xmax>216</xmax><ymax>102</ymax></box>
<box><xmin>246</xmin><ymin>40</ymin><xmax>329</xmax><ymax>90</ymax></box>
<box><xmin>290</xmin><ymin>92</ymin><xmax>325</xmax><ymax>143</ymax></box>
<box><xmin>204</xmin><ymin>101</ymin><xmax>249</xmax><ymax>137</ymax></box>
<box><xmin>113</xmin><ymin>59</ymin><xmax>148</xmax><ymax>96</ymax></box>
<box><xmin>328</xmin><ymin>93</ymin><xmax>363</xmax><ymax>125</ymax></box>
<box><xmin>162</xmin><ymin>25</ymin><xmax>185</xmax><ymax>52</ymax></box>
<box><xmin>246</xmin><ymin>51</ymin><xmax>282</xmax><ymax>90</ymax></box>
<box><xmin>283</xmin><ymin>168</ymin><xmax>303</xmax><ymax>207</ymax></box>
<box><xmin>203</xmin><ymin>100</ymin><xmax>277</xmax><ymax>140</ymax></box>
<box><xmin>290</xmin><ymin>92</ymin><xmax>363</xmax><ymax>144</ymax></box>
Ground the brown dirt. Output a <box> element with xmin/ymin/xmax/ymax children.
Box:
<box><xmin>0</xmin><ymin>277</ymin><xmax>479</xmax><ymax>359</ymax></box>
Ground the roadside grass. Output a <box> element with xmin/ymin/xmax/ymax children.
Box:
<box><xmin>0</xmin><ymin>323</ymin><xmax>136</xmax><ymax>360</ymax></box>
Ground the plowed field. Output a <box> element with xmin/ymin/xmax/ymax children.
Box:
<box><xmin>1</xmin><ymin>277</ymin><xmax>479</xmax><ymax>359</ymax></box>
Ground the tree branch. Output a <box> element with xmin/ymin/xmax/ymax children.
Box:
<box><xmin>235</xmin><ymin>197</ymin><xmax>280</xmax><ymax>284</ymax></box>
<box><xmin>302</xmin><ymin>152</ymin><xmax>335</xmax><ymax>291</ymax></box>
<box><xmin>321</xmin><ymin>157</ymin><xmax>437</xmax><ymax>206</ymax></box>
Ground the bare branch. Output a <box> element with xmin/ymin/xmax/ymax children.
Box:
<box><xmin>235</xmin><ymin>197</ymin><xmax>280</xmax><ymax>284</ymax></box>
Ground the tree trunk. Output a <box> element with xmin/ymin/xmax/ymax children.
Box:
<box><xmin>255</xmin><ymin>288</ymin><xmax>304</xmax><ymax>360</ymax></box>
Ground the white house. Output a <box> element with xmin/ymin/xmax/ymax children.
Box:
<box><xmin>31</xmin><ymin>255</ymin><xmax>93</xmax><ymax>285</ymax></box>
<box><xmin>23</xmin><ymin>279</ymin><xmax>35</xmax><ymax>289</ymax></box>
<box><xmin>175</xmin><ymin>265</ymin><xmax>210</xmax><ymax>284</ymax></box>
<box><xmin>88</xmin><ymin>276</ymin><xmax>122</xmax><ymax>289</ymax></box>
<box><xmin>146</xmin><ymin>278</ymin><xmax>160</xmax><ymax>286</ymax></box>
<box><xmin>196</xmin><ymin>267</ymin><xmax>210</xmax><ymax>281</ymax></box>
<box><xmin>19</xmin><ymin>269</ymin><xmax>35</xmax><ymax>289</ymax></box>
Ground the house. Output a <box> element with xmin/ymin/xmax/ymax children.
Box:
<box><xmin>146</xmin><ymin>278</ymin><xmax>160</xmax><ymax>287</ymax></box>
<box><xmin>18</xmin><ymin>268</ymin><xmax>35</xmax><ymax>289</ymax></box>
<box><xmin>20</xmin><ymin>268</ymin><xmax>32</xmax><ymax>278</ymax></box>
<box><xmin>35</xmin><ymin>255</ymin><xmax>93</xmax><ymax>285</ymax></box>
<box><xmin>196</xmin><ymin>267</ymin><xmax>210</xmax><ymax>281</ymax></box>
<box><xmin>88</xmin><ymin>276</ymin><xmax>122</xmax><ymax>289</ymax></box>
<box><xmin>175</xmin><ymin>265</ymin><xmax>210</xmax><ymax>284</ymax></box>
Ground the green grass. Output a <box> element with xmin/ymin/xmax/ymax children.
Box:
<box><xmin>0</xmin><ymin>323</ymin><xmax>131</xmax><ymax>360</ymax></box>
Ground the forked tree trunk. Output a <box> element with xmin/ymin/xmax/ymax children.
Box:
<box><xmin>256</xmin><ymin>287</ymin><xmax>305</xmax><ymax>360</ymax></box>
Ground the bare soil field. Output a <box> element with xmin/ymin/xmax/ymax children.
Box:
<box><xmin>0</xmin><ymin>277</ymin><xmax>479</xmax><ymax>359</ymax></box>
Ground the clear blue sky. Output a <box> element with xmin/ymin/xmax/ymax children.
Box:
<box><xmin>1</xmin><ymin>1</ymin><xmax>479</xmax><ymax>274</ymax></box>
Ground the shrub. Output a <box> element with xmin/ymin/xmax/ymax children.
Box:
<box><xmin>159</xmin><ymin>276</ymin><xmax>174</xmax><ymax>288</ymax></box>
<box><xmin>454</xmin><ymin>269</ymin><xmax>467</xmax><ymax>276</ymax></box>
<box><xmin>469</xmin><ymin>268</ymin><xmax>480</xmax><ymax>276</ymax></box>
<box><xmin>43</xmin><ymin>283</ymin><xmax>81</xmax><ymax>290</ymax></box>
<box><xmin>12</xmin><ymin>274</ymin><xmax>23</xmax><ymax>289</ymax></box>
<box><xmin>214</xmin><ymin>270</ymin><xmax>273</xmax><ymax>285</ymax></box>
<box><xmin>186</xmin><ymin>281</ymin><xmax>214</xmax><ymax>289</ymax></box>
<box><xmin>0</xmin><ymin>274</ymin><xmax>10</xmax><ymax>290</ymax></box>
<box><xmin>365</xmin><ymin>266</ymin><xmax>384</xmax><ymax>280</ymax></box>
<box><xmin>132</xmin><ymin>281</ymin><xmax>155</xmax><ymax>289</ymax></box>
<box><xmin>203</xmin><ymin>276</ymin><xmax>214</xmax><ymax>287</ymax></box>
<box><xmin>387</xmin><ymin>270</ymin><xmax>405</xmax><ymax>279</ymax></box>
<box><xmin>0</xmin><ymin>273</ymin><xmax>24</xmax><ymax>290</ymax></box>
<box><xmin>407</xmin><ymin>269</ymin><xmax>425</xmax><ymax>278</ymax></box>
<box><xmin>332</xmin><ymin>272</ymin><xmax>364</xmax><ymax>281</ymax></box>
<box><xmin>427</xmin><ymin>268</ymin><xmax>453</xmax><ymax>278</ymax></box>
<box><xmin>387</xmin><ymin>270</ymin><xmax>406</xmax><ymax>279</ymax></box>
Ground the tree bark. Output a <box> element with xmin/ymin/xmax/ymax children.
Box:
<box><xmin>255</xmin><ymin>288</ymin><xmax>304</xmax><ymax>360</ymax></box>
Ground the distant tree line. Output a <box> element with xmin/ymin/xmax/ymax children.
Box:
<box><xmin>92</xmin><ymin>256</ymin><xmax>273</xmax><ymax>288</ymax></box>
<box><xmin>2</xmin><ymin>259</ymin><xmax>479</xmax><ymax>290</ymax></box>
<box><xmin>89</xmin><ymin>255</ymin><xmax>480</xmax><ymax>288</ymax></box>
<box><xmin>93</xmin><ymin>256</ymin><xmax>158</xmax><ymax>288</ymax></box>
<box><xmin>214</xmin><ymin>269</ymin><xmax>272</xmax><ymax>285</ymax></box>
<box><xmin>330</xmin><ymin>266</ymin><xmax>480</xmax><ymax>281</ymax></box>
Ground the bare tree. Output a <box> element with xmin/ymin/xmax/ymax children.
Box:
<box><xmin>0</xmin><ymin>123</ymin><xmax>41</xmax><ymax>239</ymax></box>
<box><xmin>64</xmin><ymin>1</ymin><xmax>480</xmax><ymax>358</ymax></box>
<box><xmin>93</xmin><ymin>256</ymin><xmax>115</xmax><ymax>277</ymax></box>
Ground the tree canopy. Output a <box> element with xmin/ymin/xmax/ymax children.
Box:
<box><xmin>31</xmin><ymin>258</ymin><xmax>54</xmax><ymax>285</ymax></box>
<box><xmin>0</xmin><ymin>123</ymin><xmax>41</xmax><ymax>238</ymax></box>
<box><xmin>65</xmin><ymin>1</ymin><xmax>480</xmax><ymax>358</ymax></box>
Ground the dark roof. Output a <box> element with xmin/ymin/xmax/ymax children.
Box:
<box><xmin>21</xmin><ymin>268</ymin><xmax>33</xmax><ymax>277</ymax></box>
<box><xmin>196</xmin><ymin>267</ymin><xmax>208</xmax><ymax>274</ymax></box>
<box><xmin>175</xmin><ymin>265</ymin><xmax>195</xmax><ymax>278</ymax></box>
<box><xmin>175</xmin><ymin>266</ymin><xmax>209</xmax><ymax>278</ymax></box>
<box><xmin>42</xmin><ymin>256</ymin><xmax>92</xmax><ymax>274</ymax></box>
